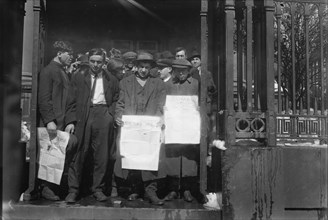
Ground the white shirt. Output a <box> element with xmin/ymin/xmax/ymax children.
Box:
<box><xmin>91</xmin><ymin>72</ymin><xmax>107</xmax><ymax>105</ymax></box>
<box><xmin>163</xmin><ymin>75</ymin><xmax>171</xmax><ymax>82</ymax></box>
<box><xmin>198</xmin><ymin>66</ymin><xmax>202</xmax><ymax>76</ymax></box>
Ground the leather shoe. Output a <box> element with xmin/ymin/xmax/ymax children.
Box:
<box><xmin>183</xmin><ymin>190</ymin><xmax>193</xmax><ymax>202</ymax></box>
<box><xmin>145</xmin><ymin>189</ymin><xmax>164</xmax><ymax>206</ymax></box>
<box><xmin>41</xmin><ymin>186</ymin><xmax>60</xmax><ymax>201</ymax></box>
<box><xmin>127</xmin><ymin>193</ymin><xmax>139</xmax><ymax>201</ymax></box>
<box><xmin>65</xmin><ymin>192</ymin><xmax>77</xmax><ymax>203</ymax></box>
<box><xmin>93</xmin><ymin>191</ymin><xmax>107</xmax><ymax>202</ymax></box>
<box><xmin>164</xmin><ymin>191</ymin><xmax>178</xmax><ymax>201</ymax></box>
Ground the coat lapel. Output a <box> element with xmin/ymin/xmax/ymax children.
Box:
<box><xmin>84</xmin><ymin>69</ymin><xmax>91</xmax><ymax>90</ymax></box>
<box><xmin>103</xmin><ymin>71</ymin><xmax>110</xmax><ymax>94</ymax></box>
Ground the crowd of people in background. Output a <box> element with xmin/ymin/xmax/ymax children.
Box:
<box><xmin>37</xmin><ymin>40</ymin><xmax>217</xmax><ymax>206</ymax></box>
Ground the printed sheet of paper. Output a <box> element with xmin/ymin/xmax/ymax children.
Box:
<box><xmin>37</xmin><ymin>128</ymin><xmax>69</xmax><ymax>185</ymax></box>
<box><xmin>120</xmin><ymin>115</ymin><xmax>162</xmax><ymax>171</ymax></box>
<box><xmin>164</xmin><ymin>95</ymin><xmax>200</xmax><ymax>144</ymax></box>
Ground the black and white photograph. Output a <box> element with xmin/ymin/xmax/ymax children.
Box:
<box><xmin>1</xmin><ymin>0</ymin><xmax>327</xmax><ymax>219</ymax></box>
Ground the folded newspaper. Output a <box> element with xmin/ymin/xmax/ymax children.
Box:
<box><xmin>37</xmin><ymin>127</ymin><xmax>69</xmax><ymax>185</ymax></box>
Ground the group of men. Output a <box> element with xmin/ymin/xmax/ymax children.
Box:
<box><xmin>37</xmin><ymin>41</ymin><xmax>216</xmax><ymax>206</ymax></box>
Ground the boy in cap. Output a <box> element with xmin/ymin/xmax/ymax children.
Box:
<box><xmin>122</xmin><ymin>51</ymin><xmax>137</xmax><ymax>78</ymax></box>
<box><xmin>114</xmin><ymin>52</ymin><xmax>166</xmax><ymax>205</ymax></box>
<box><xmin>163</xmin><ymin>59</ymin><xmax>200</xmax><ymax>202</ymax></box>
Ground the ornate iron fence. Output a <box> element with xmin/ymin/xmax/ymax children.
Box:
<box><xmin>274</xmin><ymin>0</ymin><xmax>327</xmax><ymax>144</ymax></box>
<box><xmin>216</xmin><ymin>0</ymin><xmax>327</xmax><ymax>145</ymax></box>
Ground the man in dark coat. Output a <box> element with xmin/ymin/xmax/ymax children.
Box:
<box><xmin>65</xmin><ymin>48</ymin><xmax>120</xmax><ymax>203</ymax></box>
<box><xmin>163</xmin><ymin>59</ymin><xmax>200</xmax><ymax>203</ymax></box>
<box><xmin>188</xmin><ymin>50</ymin><xmax>216</xmax><ymax>114</ymax></box>
<box><xmin>114</xmin><ymin>52</ymin><xmax>166</xmax><ymax>205</ymax></box>
<box><xmin>38</xmin><ymin>41</ymin><xmax>78</xmax><ymax>201</ymax></box>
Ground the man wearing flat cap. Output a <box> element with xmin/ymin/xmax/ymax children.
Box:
<box><xmin>114</xmin><ymin>52</ymin><xmax>166</xmax><ymax>205</ymax></box>
<box><xmin>122</xmin><ymin>51</ymin><xmax>137</xmax><ymax>78</ymax></box>
<box><xmin>163</xmin><ymin>59</ymin><xmax>201</xmax><ymax>203</ymax></box>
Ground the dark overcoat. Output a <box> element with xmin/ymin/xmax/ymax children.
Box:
<box><xmin>190</xmin><ymin>67</ymin><xmax>216</xmax><ymax>114</ymax></box>
<box><xmin>164</xmin><ymin>76</ymin><xmax>200</xmax><ymax>177</ymax></box>
<box><xmin>65</xmin><ymin>66</ymin><xmax>120</xmax><ymax>153</ymax></box>
<box><xmin>114</xmin><ymin>74</ymin><xmax>167</xmax><ymax>181</ymax></box>
<box><xmin>115</xmin><ymin>74</ymin><xmax>166</xmax><ymax>119</ymax></box>
<box><xmin>38</xmin><ymin>60</ymin><xmax>71</xmax><ymax>130</ymax></box>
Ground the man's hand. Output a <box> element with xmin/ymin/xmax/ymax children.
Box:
<box><xmin>47</xmin><ymin>121</ymin><xmax>57</xmax><ymax>130</ymax></box>
<box><xmin>67</xmin><ymin>61</ymin><xmax>81</xmax><ymax>73</ymax></box>
<box><xmin>65</xmin><ymin>124</ymin><xmax>75</xmax><ymax>134</ymax></box>
<box><xmin>115</xmin><ymin>118</ymin><xmax>124</xmax><ymax>127</ymax></box>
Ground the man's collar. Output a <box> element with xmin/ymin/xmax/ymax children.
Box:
<box><xmin>89</xmin><ymin>68</ymin><xmax>103</xmax><ymax>77</ymax></box>
<box><xmin>51</xmin><ymin>59</ymin><xmax>64</xmax><ymax>69</ymax></box>
<box><xmin>172</xmin><ymin>76</ymin><xmax>192</xmax><ymax>84</ymax></box>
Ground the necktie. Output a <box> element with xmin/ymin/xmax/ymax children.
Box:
<box><xmin>90</xmin><ymin>74</ymin><xmax>98</xmax><ymax>103</ymax></box>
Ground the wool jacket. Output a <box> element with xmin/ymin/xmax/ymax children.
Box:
<box><xmin>38</xmin><ymin>60</ymin><xmax>71</xmax><ymax>130</ymax></box>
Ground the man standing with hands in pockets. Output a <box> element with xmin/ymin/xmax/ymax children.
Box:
<box><xmin>65</xmin><ymin>48</ymin><xmax>119</xmax><ymax>203</ymax></box>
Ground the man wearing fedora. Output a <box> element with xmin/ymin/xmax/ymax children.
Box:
<box><xmin>114</xmin><ymin>52</ymin><xmax>166</xmax><ymax>205</ymax></box>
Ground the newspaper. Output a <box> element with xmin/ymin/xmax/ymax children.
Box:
<box><xmin>120</xmin><ymin>115</ymin><xmax>163</xmax><ymax>171</ymax></box>
<box><xmin>37</xmin><ymin>127</ymin><xmax>69</xmax><ymax>185</ymax></box>
<box><xmin>164</xmin><ymin>95</ymin><xmax>200</xmax><ymax>144</ymax></box>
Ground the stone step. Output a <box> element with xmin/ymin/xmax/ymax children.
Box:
<box><xmin>5</xmin><ymin>198</ymin><xmax>221</xmax><ymax>220</ymax></box>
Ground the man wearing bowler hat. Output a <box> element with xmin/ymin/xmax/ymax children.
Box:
<box><xmin>114</xmin><ymin>52</ymin><xmax>166</xmax><ymax>205</ymax></box>
<box><xmin>188</xmin><ymin>50</ymin><xmax>216</xmax><ymax>114</ymax></box>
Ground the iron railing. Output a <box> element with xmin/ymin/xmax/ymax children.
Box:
<box><xmin>274</xmin><ymin>0</ymin><xmax>327</xmax><ymax>143</ymax></box>
<box><xmin>216</xmin><ymin>0</ymin><xmax>327</xmax><ymax>145</ymax></box>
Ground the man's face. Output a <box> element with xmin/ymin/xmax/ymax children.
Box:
<box><xmin>137</xmin><ymin>62</ymin><xmax>152</xmax><ymax>79</ymax></box>
<box><xmin>173</xmin><ymin>68</ymin><xmax>189</xmax><ymax>82</ymax></box>
<box><xmin>114</xmin><ymin>67</ymin><xmax>125</xmax><ymax>81</ymax></box>
<box><xmin>158</xmin><ymin>66</ymin><xmax>172</xmax><ymax>80</ymax></box>
<box><xmin>191</xmin><ymin>57</ymin><xmax>201</xmax><ymax>68</ymax></box>
<box><xmin>125</xmin><ymin>59</ymin><xmax>135</xmax><ymax>69</ymax></box>
<box><xmin>89</xmin><ymin>55</ymin><xmax>104</xmax><ymax>74</ymax></box>
<box><xmin>175</xmin><ymin>50</ymin><xmax>187</xmax><ymax>60</ymax></box>
<box><xmin>58</xmin><ymin>51</ymin><xmax>73</xmax><ymax>66</ymax></box>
